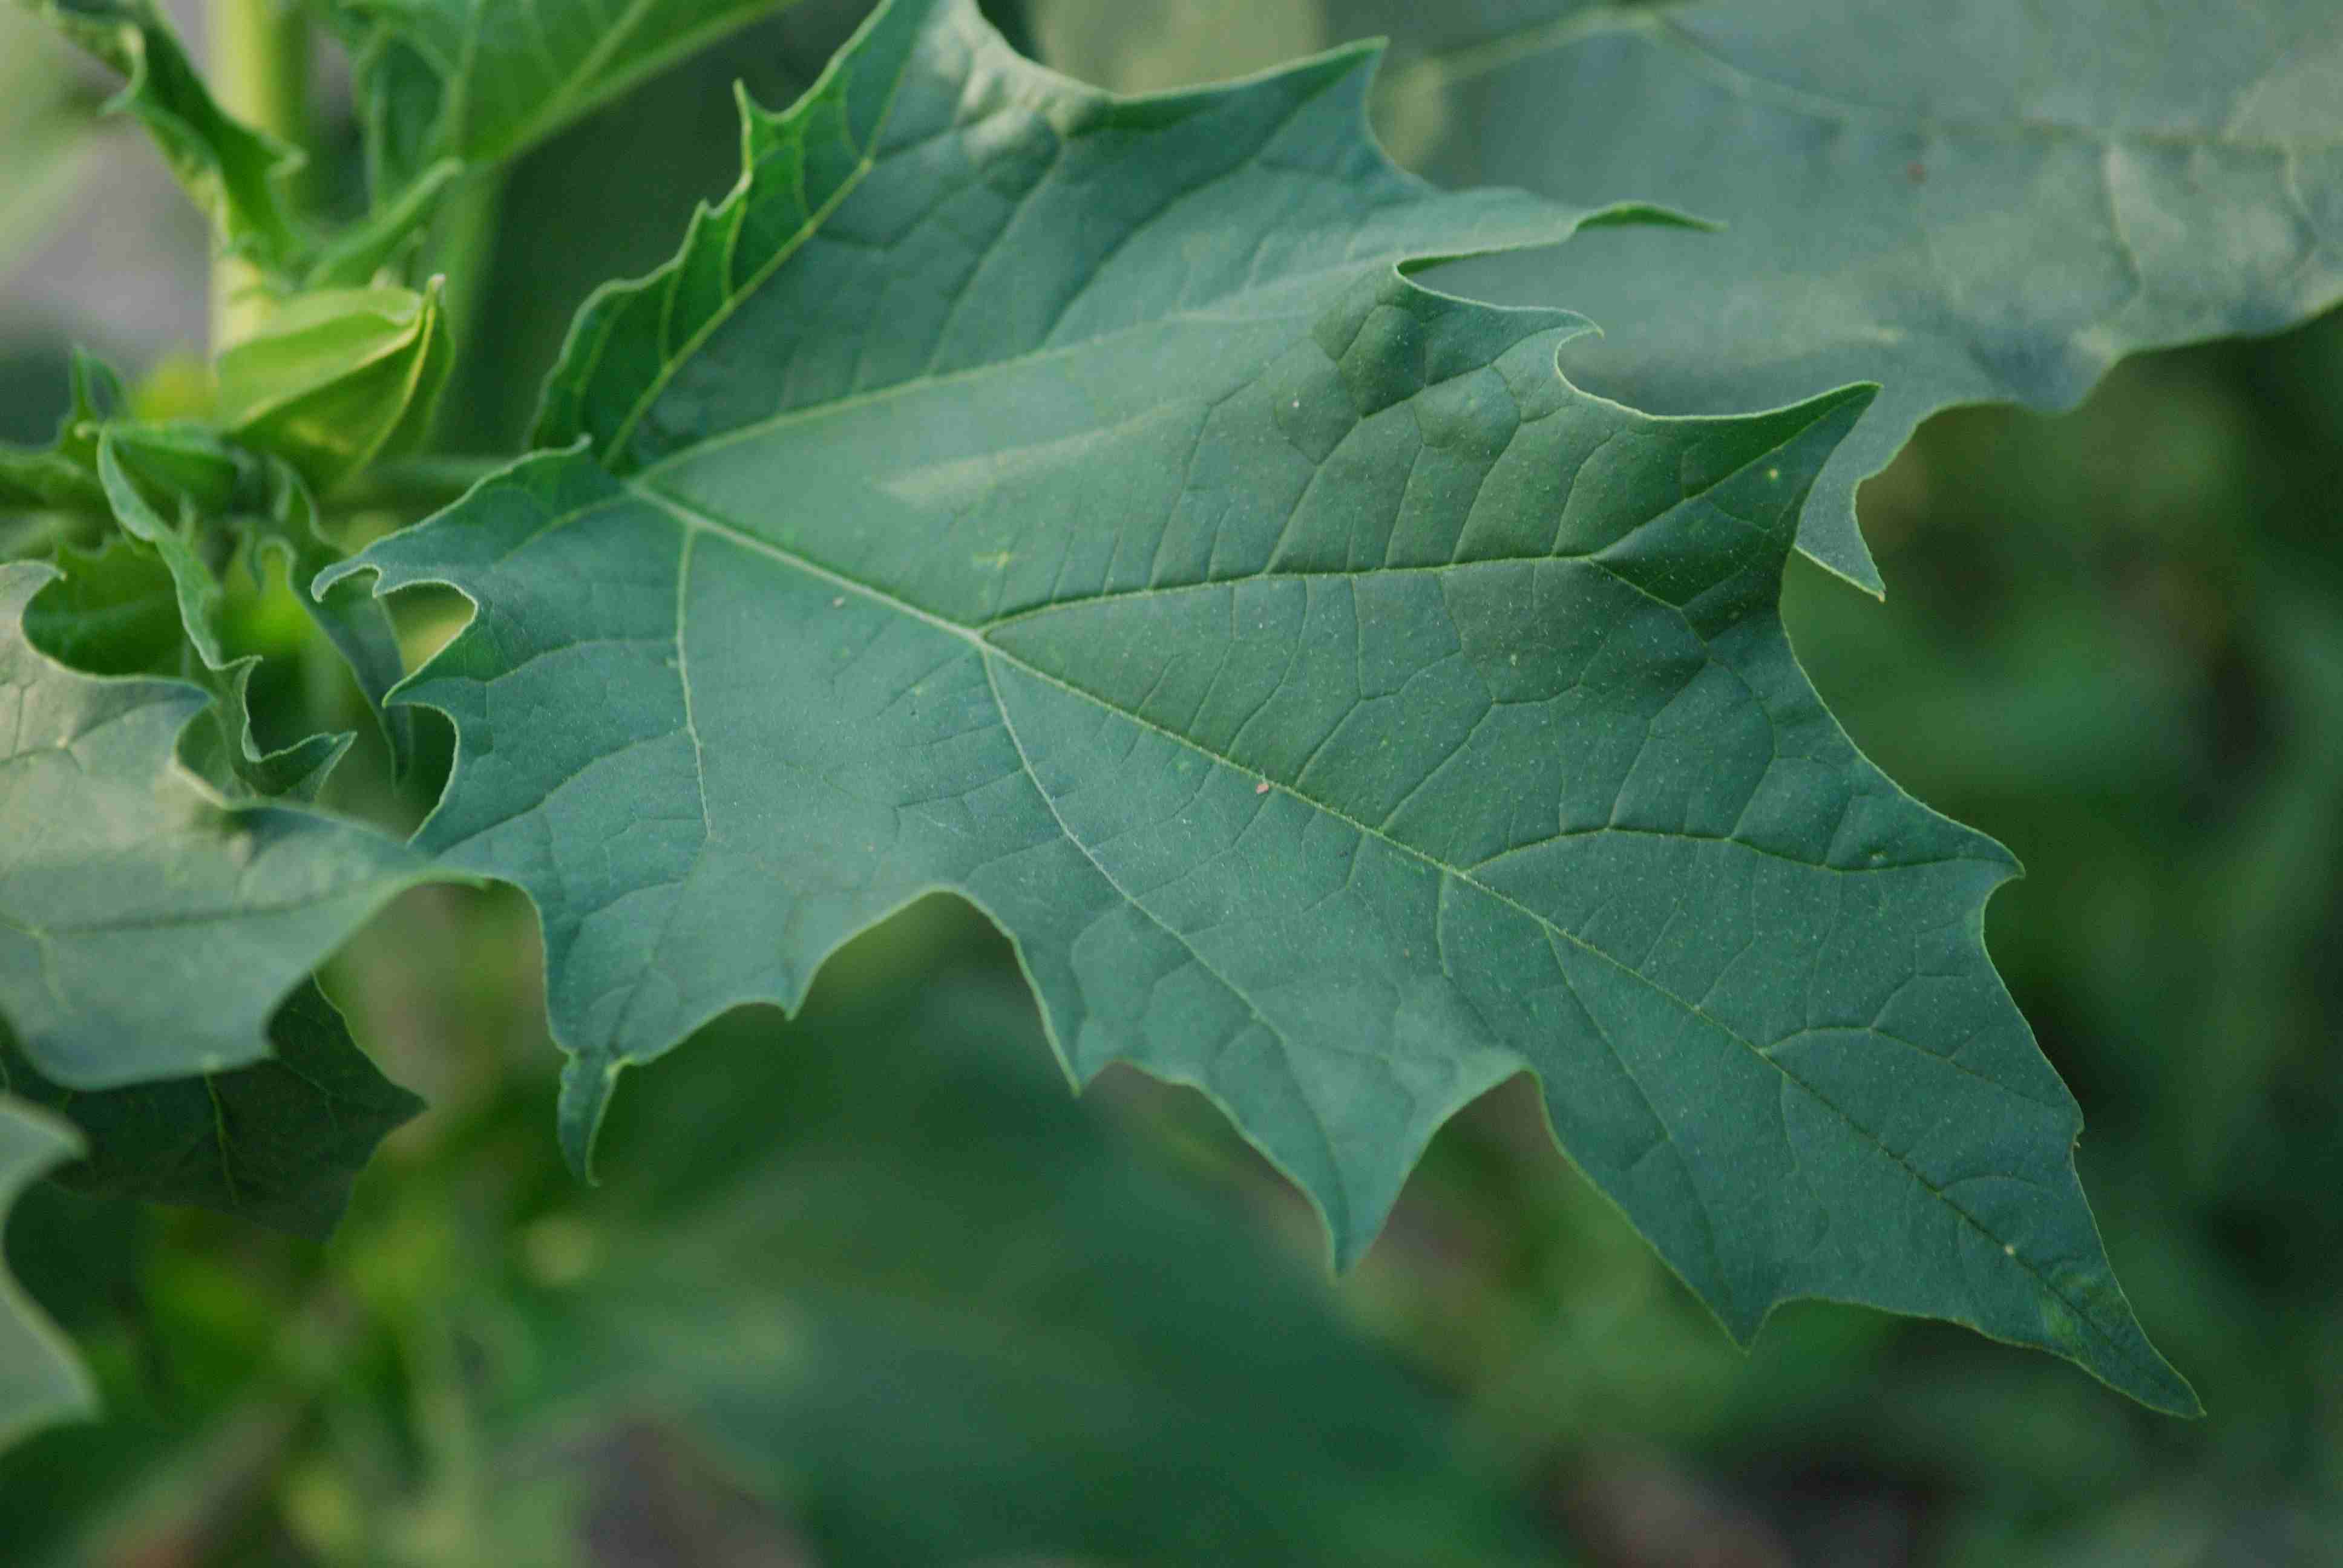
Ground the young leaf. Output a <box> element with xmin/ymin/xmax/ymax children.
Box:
<box><xmin>0</xmin><ymin>562</ymin><xmax>435</xmax><ymax>1090</ymax></box>
<box><xmin>216</xmin><ymin>282</ymin><xmax>454</xmax><ymax>494</ymax></box>
<box><xmin>330</xmin><ymin>0</ymin><xmax>810</xmax><ymax>201</ymax></box>
<box><xmin>0</xmin><ymin>982</ymin><xmax>422</xmax><ymax>1240</ymax></box>
<box><xmin>334</xmin><ymin>0</ymin><xmax>2196</xmax><ymax>1411</ymax></box>
<box><xmin>93</xmin><ymin>430</ymin><xmax>353</xmax><ymax>797</ymax></box>
<box><xmin>0</xmin><ymin>1097</ymin><xmax>93</xmax><ymax>1449</ymax></box>
<box><xmin>1039</xmin><ymin>0</ymin><xmax>2343</xmax><ymax>593</ymax></box>
<box><xmin>24</xmin><ymin>402</ymin><xmax>419</xmax><ymax>783</ymax></box>
<box><xmin>16</xmin><ymin>0</ymin><xmax>306</xmax><ymax>275</ymax></box>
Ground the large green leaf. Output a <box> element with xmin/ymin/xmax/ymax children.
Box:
<box><xmin>16</xmin><ymin>0</ymin><xmax>306</xmax><ymax>275</ymax></box>
<box><xmin>330</xmin><ymin>0</ymin><xmax>809</xmax><ymax>201</ymax></box>
<box><xmin>0</xmin><ymin>981</ymin><xmax>422</xmax><ymax>1240</ymax></box>
<box><xmin>1036</xmin><ymin>0</ymin><xmax>2343</xmax><ymax>593</ymax></box>
<box><xmin>0</xmin><ymin>1097</ymin><xmax>91</xmax><ymax>1450</ymax></box>
<box><xmin>485</xmin><ymin>971</ymin><xmax>1554</xmax><ymax>1566</ymax></box>
<box><xmin>0</xmin><ymin>561</ymin><xmax>433</xmax><ymax>1089</ymax></box>
<box><xmin>334</xmin><ymin>0</ymin><xmax>2194</xmax><ymax>1411</ymax></box>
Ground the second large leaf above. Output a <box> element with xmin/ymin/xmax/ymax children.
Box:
<box><xmin>333</xmin><ymin>0</ymin><xmax>2195</xmax><ymax>1411</ymax></box>
<box><xmin>1037</xmin><ymin>0</ymin><xmax>2343</xmax><ymax>593</ymax></box>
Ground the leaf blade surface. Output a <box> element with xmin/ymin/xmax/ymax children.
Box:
<box><xmin>338</xmin><ymin>0</ymin><xmax>2194</xmax><ymax>1411</ymax></box>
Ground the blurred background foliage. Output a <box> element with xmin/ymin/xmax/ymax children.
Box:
<box><xmin>2</xmin><ymin>1</ymin><xmax>2339</xmax><ymax>1563</ymax></box>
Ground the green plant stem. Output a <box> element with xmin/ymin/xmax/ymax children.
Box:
<box><xmin>425</xmin><ymin>169</ymin><xmax>504</xmax><ymax>445</ymax></box>
<box><xmin>208</xmin><ymin>0</ymin><xmax>309</xmax><ymax>350</ymax></box>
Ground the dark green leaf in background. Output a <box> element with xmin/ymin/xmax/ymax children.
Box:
<box><xmin>1035</xmin><ymin>0</ymin><xmax>2343</xmax><ymax>594</ymax></box>
<box><xmin>327</xmin><ymin>0</ymin><xmax>810</xmax><ymax>203</ymax></box>
<box><xmin>7</xmin><ymin>376</ymin><xmax>421</xmax><ymax>782</ymax></box>
<box><xmin>0</xmin><ymin>561</ymin><xmax>434</xmax><ymax>1089</ymax></box>
<box><xmin>0</xmin><ymin>1097</ymin><xmax>91</xmax><ymax>1449</ymax></box>
<box><xmin>0</xmin><ymin>981</ymin><xmax>421</xmax><ymax>1240</ymax></box>
<box><xmin>337</xmin><ymin>0</ymin><xmax>2195</xmax><ymax>1411</ymax></box>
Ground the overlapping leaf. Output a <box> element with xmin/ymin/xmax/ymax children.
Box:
<box><xmin>335</xmin><ymin>0</ymin><xmax>2194</xmax><ymax>1409</ymax></box>
<box><xmin>1037</xmin><ymin>0</ymin><xmax>2343</xmax><ymax>592</ymax></box>
<box><xmin>485</xmin><ymin>975</ymin><xmax>1552</xmax><ymax>1565</ymax></box>
<box><xmin>0</xmin><ymin>562</ymin><xmax>433</xmax><ymax>1089</ymax></box>
<box><xmin>0</xmin><ymin>982</ymin><xmax>422</xmax><ymax>1239</ymax></box>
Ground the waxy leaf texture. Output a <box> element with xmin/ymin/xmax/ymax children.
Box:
<box><xmin>336</xmin><ymin>0</ymin><xmax>2193</xmax><ymax>1409</ymax></box>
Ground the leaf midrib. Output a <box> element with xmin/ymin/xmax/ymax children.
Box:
<box><xmin>612</xmin><ymin>477</ymin><xmax>2152</xmax><ymax>1377</ymax></box>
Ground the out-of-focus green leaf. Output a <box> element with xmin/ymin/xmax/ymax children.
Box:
<box><xmin>0</xmin><ymin>1097</ymin><xmax>93</xmax><ymax>1451</ymax></box>
<box><xmin>329</xmin><ymin>0</ymin><xmax>808</xmax><ymax>203</ymax></box>
<box><xmin>0</xmin><ymin>982</ymin><xmax>421</xmax><ymax>1240</ymax></box>
<box><xmin>0</xmin><ymin>561</ymin><xmax>436</xmax><ymax>1091</ymax></box>
<box><xmin>1036</xmin><ymin>0</ymin><xmax>2343</xmax><ymax>594</ymax></box>
<box><xmin>0</xmin><ymin>8</ymin><xmax>103</xmax><ymax>279</ymax></box>
<box><xmin>216</xmin><ymin>283</ymin><xmax>453</xmax><ymax>494</ymax></box>
<box><xmin>485</xmin><ymin>972</ymin><xmax>1556</xmax><ymax>1567</ymax></box>
<box><xmin>15</xmin><ymin>0</ymin><xmax>307</xmax><ymax>275</ymax></box>
<box><xmin>341</xmin><ymin>0</ymin><xmax>2194</xmax><ymax>1412</ymax></box>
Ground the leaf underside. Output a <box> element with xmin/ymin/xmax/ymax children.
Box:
<box><xmin>335</xmin><ymin>0</ymin><xmax>2195</xmax><ymax>1411</ymax></box>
